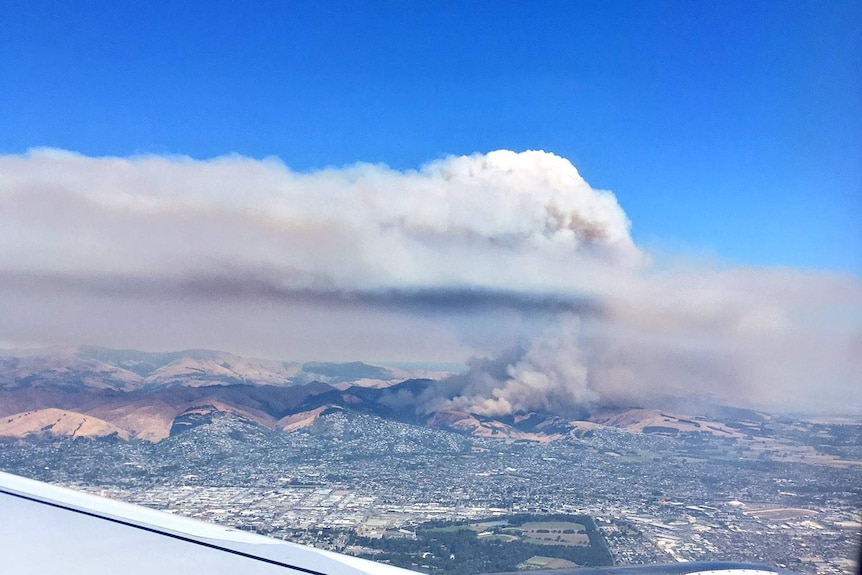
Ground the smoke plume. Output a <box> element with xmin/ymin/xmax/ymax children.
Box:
<box><xmin>1</xmin><ymin>148</ymin><xmax>860</xmax><ymax>413</ymax></box>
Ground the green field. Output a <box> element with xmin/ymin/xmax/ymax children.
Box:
<box><xmin>517</xmin><ymin>521</ymin><xmax>588</xmax><ymax>546</ymax></box>
<box><xmin>426</xmin><ymin>524</ymin><xmax>482</xmax><ymax>533</ymax></box>
<box><xmin>349</xmin><ymin>513</ymin><xmax>613</xmax><ymax>574</ymax></box>
<box><xmin>477</xmin><ymin>533</ymin><xmax>519</xmax><ymax>542</ymax></box>
<box><xmin>430</xmin><ymin>520</ymin><xmax>588</xmax><ymax>546</ymax></box>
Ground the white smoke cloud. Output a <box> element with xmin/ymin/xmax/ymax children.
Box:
<box><xmin>440</xmin><ymin>316</ymin><xmax>597</xmax><ymax>416</ymax></box>
<box><xmin>435</xmin><ymin>266</ymin><xmax>862</xmax><ymax>415</ymax></box>
<box><xmin>0</xmin><ymin>148</ymin><xmax>859</xmax><ymax>413</ymax></box>
<box><xmin>0</xmin><ymin>148</ymin><xmax>639</xmax><ymax>294</ymax></box>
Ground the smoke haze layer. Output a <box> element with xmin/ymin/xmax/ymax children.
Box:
<box><xmin>1</xmin><ymin>149</ymin><xmax>859</xmax><ymax>413</ymax></box>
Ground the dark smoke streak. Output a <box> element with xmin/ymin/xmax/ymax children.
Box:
<box><xmin>0</xmin><ymin>270</ymin><xmax>605</xmax><ymax>316</ymax></box>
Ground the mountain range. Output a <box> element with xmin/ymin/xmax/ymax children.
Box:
<box><xmin>0</xmin><ymin>347</ymin><xmax>767</xmax><ymax>443</ymax></box>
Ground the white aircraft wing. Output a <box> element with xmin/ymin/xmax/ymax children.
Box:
<box><xmin>0</xmin><ymin>470</ymin><xmax>420</xmax><ymax>575</ymax></box>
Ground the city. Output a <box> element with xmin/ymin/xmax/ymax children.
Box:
<box><xmin>1</xmin><ymin>409</ymin><xmax>858</xmax><ymax>574</ymax></box>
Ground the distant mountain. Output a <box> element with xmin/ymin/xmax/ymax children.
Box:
<box><xmin>0</xmin><ymin>348</ymin><xmax>144</xmax><ymax>391</ymax></box>
<box><xmin>0</xmin><ymin>346</ymin><xmax>777</xmax><ymax>444</ymax></box>
<box><xmin>0</xmin><ymin>347</ymin><xmax>403</xmax><ymax>391</ymax></box>
<box><xmin>300</xmin><ymin>361</ymin><xmax>393</xmax><ymax>383</ymax></box>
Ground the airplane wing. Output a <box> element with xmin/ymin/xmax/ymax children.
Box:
<box><xmin>0</xmin><ymin>470</ymin><xmax>788</xmax><ymax>575</ymax></box>
<box><xmin>0</xmin><ymin>470</ymin><xmax>420</xmax><ymax>575</ymax></box>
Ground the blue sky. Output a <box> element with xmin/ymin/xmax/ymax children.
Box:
<box><xmin>1</xmin><ymin>2</ymin><xmax>860</xmax><ymax>406</ymax></box>
<box><xmin>2</xmin><ymin>0</ymin><xmax>860</xmax><ymax>273</ymax></box>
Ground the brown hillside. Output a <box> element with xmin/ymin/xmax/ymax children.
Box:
<box><xmin>0</xmin><ymin>408</ymin><xmax>130</xmax><ymax>440</ymax></box>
